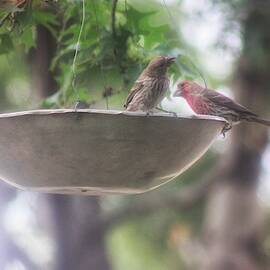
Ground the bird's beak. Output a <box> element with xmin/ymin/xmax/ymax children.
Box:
<box><xmin>166</xmin><ymin>56</ymin><xmax>176</xmax><ymax>65</ymax></box>
<box><xmin>173</xmin><ymin>88</ymin><xmax>182</xmax><ymax>97</ymax></box>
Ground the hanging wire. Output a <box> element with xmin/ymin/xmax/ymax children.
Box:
<box><xmin>187</xmin><ymin>58</ymin><xmax>208</xmax><ymax>89</ymax></box>
<box><xmin>161</xmin><ymin>0</ymin><xmax>208</xmax><ymax>89</ymax></box>
<box><xmin>162</xmin><ymin>0</ymin><xmax>178</xmax><ymax>27</ymax></box>
<box><xmin>72</xmin><ymin>0</ymin><xmax>86</xmax><ymax>104</ymax></box>
<box><xmin>92</xmin><ymin>0</ymin><xmax>109</xmax><ymax>109</ymax></box>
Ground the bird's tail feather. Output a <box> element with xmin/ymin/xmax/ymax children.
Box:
<box><xmin>249</xmin><ymin>117</ymin><xmax>270</xmax><ymax>127</ymax></box>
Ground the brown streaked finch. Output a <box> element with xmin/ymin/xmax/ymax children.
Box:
<box><xmin>124</xmin><ymin>56</ymin><xmax>175</xmax><ymax>112</ymax></box>
<box><xmin>174</xmin><ymin>80</ymin><xmax>270</xmax><ymax>133</ymax></box>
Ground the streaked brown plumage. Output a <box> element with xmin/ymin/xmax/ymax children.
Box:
<box><xmin>174</xmin><ymin>80</ymin><xmax>270</xmax><ymax>131</ymax></box>
<box><xmin>124</xmin><ymin>56</ymin><xmax>175</xmax><ymax>112</ymax></box>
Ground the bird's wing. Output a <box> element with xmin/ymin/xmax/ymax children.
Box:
<box><xmin>124</xmin><ymin>79</ymin><xmax>146</xmax><ymax>108</ymax></box>
<box><xmin>203</xmin><ymin>88</ymin><xmax>257</xmax><ymax>116</ymax></box>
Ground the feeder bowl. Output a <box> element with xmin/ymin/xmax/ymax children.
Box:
<box><xmin>0</xmin><ymin>109</ymin><xmax>226</xmax><ymax>195</ymax></box>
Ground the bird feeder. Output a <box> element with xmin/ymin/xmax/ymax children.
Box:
<box><xmin>0</xmin><ymin>109</ymin><xmax>226</xmax><ymax>195</ymax></box>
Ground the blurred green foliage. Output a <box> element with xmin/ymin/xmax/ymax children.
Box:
<box><xmin>0</xmin><ymin>0</ymin><xmax>203</xmax><ymax>110</ymax></box>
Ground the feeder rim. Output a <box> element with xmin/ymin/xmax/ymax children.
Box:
<box><xmin>0</xmin><ymin>109</ymin><xmax>227</xmax><ymax>123</ymax></box>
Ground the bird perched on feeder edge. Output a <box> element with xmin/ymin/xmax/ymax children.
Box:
<box><xmin>174</xmin><ymin>80</ymin><xmax>270</xmax><ymax>133</ymax></box>
<box><xmin>124</xmin><ymin>56</ymin><xmax>175</xmax><ymax>112</ymax></box>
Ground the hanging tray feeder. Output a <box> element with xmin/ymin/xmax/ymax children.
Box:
<box><xmin>0</xmin><ymin>109</ymin><xmax>226</xmax><ymax>195</ymax></box>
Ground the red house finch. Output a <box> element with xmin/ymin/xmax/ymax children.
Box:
<box><xmin>124</xmin><ymin>56</ymin><xmax>175</xmax><ymax>112</ymax></box>
<box><xmin>174</xmin><ymin>80</ymin><xmax>270</xmax><ymax>132</ymax></box>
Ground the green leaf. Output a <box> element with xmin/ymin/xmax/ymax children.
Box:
<box><xmin>0</xmin><ymin>34</ymin><xmax>13</xmax><ymax>54</ymax></box>
<box><xmin>20</xmin><ymin>26</ymin><xmax>36</xmax><ymax>51</ymax></box>
<box><xmin>32</xmin><ymin>10</ymin><xmax>58</xmax><ymax>36</ymax></box>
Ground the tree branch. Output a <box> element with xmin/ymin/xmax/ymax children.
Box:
<box><xmin>0</xmin><ymin>13</ymin><xmax>10</xmax><ymax>28</ymax></box>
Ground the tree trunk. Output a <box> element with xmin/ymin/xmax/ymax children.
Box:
<box><xmin>30</xmin><ymin>25</ymin><xmax>111</xmax><ymax>270</ymax></box>
<box><xmin>202</xmin><ymin>2</ymin><xmax>270</xmax><ymax>269</ymax></box>
<box><xmin>29</xmin><ymin>25</ymin><xmax>57</xmax><ymax>99</ymax></box>
<box><xmin>48</xmin><ymin>196</ymin><xmax>110</xmax><ymax>270</ymax></box>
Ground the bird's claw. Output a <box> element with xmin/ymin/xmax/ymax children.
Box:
<box><xmin>163</xmin><ymin>111</ymin><xmax>178</xmax><ymax>117</ymax></box>
<box><xmin>74</xmin><ymin>102</ymin><xmax>80</xmax><ymax>112</ymax></box>
<box><xmin>222</xmin><ymin>130</ymin><xmax>226</xmax><ymax>138</ymax></box>
<box><xmin>221</xmin><ymin>122</ymin><xmax>232</xmax><ymax>138</ymax></box>
<box><xmin>155</xmin><ymin>107</ymin><xmax>177</xmax><ymax>117</ymax></box>
<box><xmin>146</xmin><ymin>111</ymin><xmax>154</xmax><ymax>117</ymax></box>
<box><xmin>74</xmin><ymin>101</ymin><xmax>90</xmax><ymax>111</ymax></box>
<box><xmin>74</xmin><ymin>101</ymin><xmax>90</xmax><ymax>120</ymax></box>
